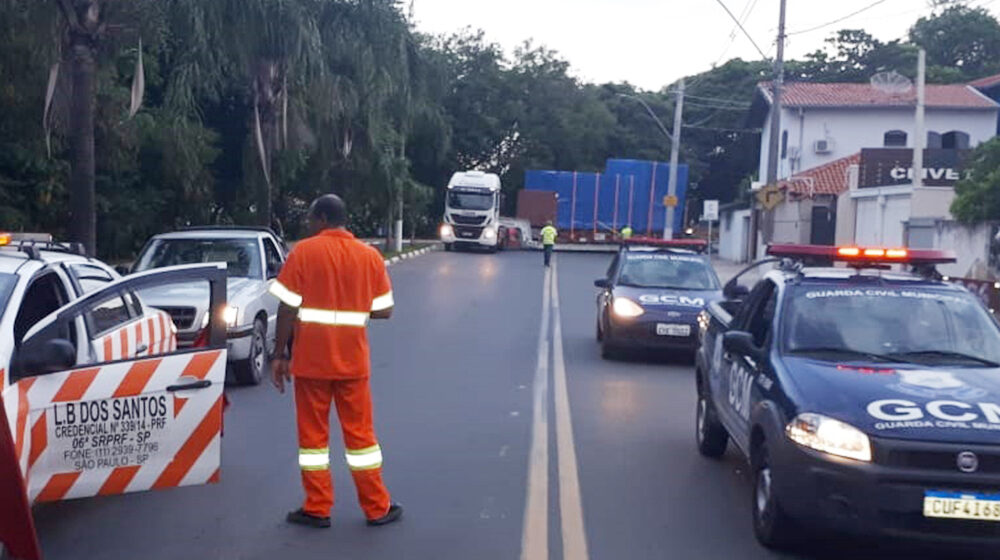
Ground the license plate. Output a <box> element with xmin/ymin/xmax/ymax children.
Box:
<box><xmin>656</xmin><ymin>323</ymin><xmax>690</xmax><ymax>337</ymax></box>
<box><xmin>459</xmin><ymin>231</ymin><xmax>475</xmax><ymax>238</ymax></box>
<box><xmin>923</xmin><ymin>490</ymin><xmax>1000</xmax><ymax>522</ymax></box>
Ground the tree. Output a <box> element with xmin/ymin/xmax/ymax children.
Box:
<box><xmin>911</xmin><ymin>4</ymin><xmax>1000</xmax><ymax>80</ymax></box>
<box><xmin>951</xmin><ymin>138</ymin><xmax>1000</xmax><ymax>224</ymax></box>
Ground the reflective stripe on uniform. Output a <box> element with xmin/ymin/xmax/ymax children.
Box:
<box><xmin>345</xmin><ymin>444</ymin><xmax>383</xmax><ymax>471</ymax></box>
<box><xmin>299</xmin><ymin>447</ymin><xmax>331</xmax><ymax>471</ymax></box>
<box><xmin>298</xmin><ymin>308</ymin><xmax>370</xmax><ymax>327</ymax></box>
<box><xmin>270</xmin><ymin>281</ymin><xmax>303</xmax><ymax>307</ymax></box>
<box><xmin>371</xmin><ymin>291</ymin><xmax>394</xmax><ymax>312</ymax></box>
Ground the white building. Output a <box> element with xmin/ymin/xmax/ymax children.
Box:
<box><xmin>742</xmin><ymin>81</ymin><xmax>1000</xmax><ymax>273</ymax></box>
<box><xmin>749</xmin><ymin>82</ymin><xmax>999</xmax><ymax>181</ymax></box>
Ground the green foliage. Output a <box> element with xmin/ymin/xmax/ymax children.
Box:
<box><xmin>952</xmin><ymin>138</ymin><xmax>1000</xmax><ymax>224</ymax></box>
<box><xmin>911</xmin><ymin>5</ymin><xmax>1000</xmax><ymax>80</ymax></box>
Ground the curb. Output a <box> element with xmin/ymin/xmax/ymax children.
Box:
<box><xmin>384</xmin><ymin>244</ymin><xmax>441</xmax><ymax>267</ymax></box>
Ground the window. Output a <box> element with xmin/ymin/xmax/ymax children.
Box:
<box><xmin>69</xmin><ymin>264</ymin><xmax>114</xmax><ymax>294</ymax></box>
<box><xmin>134</xmin><ymin>238</ymin><xmax>263</xmax><ymax>279</ymax></box>
<box><xmin>884</xmin><ymin>130</ymin><xmax>907</xmax><ymax>147</ymax></box>
<box><xmin>263</xmin><ymin>238</ymin><xmax>283</xmax><ymax>279</ymax></box>
<box><xmin>747</xmin><ymin>282</ymin><xmax>778</xmax><ymax>347</ymax></box>
<box><xmin>88</xmin><ymin>293</ymin><xmax>132</xmax><ymax>335</ymax></box>
<box><xmin>14</xmin><ymin>272</ymin><xmax>69</xmax><ymax>344</ymax></box>
<box><xmin>927</xmin><ymin>131</ymin><xmax>942</xmax><ymax>149</ymax></box>
<box><xmin>942</xmin><ymin>131</ymin><xmax>970</xmax><ymax>150</ymax></box>
<box><xmin>780</xmin><ymin>130</ymin><xmax>788</xmax><ymax>159</ymax></box>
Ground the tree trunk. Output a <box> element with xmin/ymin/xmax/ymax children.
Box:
<box><xmin>68</xmin><ymin>38</ymin><xmax>97</xmax><ymax>256</ymax></box>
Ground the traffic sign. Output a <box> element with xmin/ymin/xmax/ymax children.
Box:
<box><xmin>702</xmin><ymin>200</ymin><xmax>719</xmax><ymax>221</ymax></box>
<box><xmin>663</xmin><ymin>195</ymin><xmax>679</xmax><ymax>207</ymax></box>
<box><xmin>756</xmin><ymin>184</ymin><xmax>784</xmax><ymax>211</ymax></box>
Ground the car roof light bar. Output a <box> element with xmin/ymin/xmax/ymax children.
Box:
<box><xmin>624</xmin><ymin>237</ymin><xmax>708</xmax><ymax>253</ymax></box>
<box><xmin>767</xmin><ymin>244</ymin><xmax>956</xmax><ymax>265</ymax></box>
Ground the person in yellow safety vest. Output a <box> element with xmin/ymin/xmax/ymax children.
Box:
<box><xmin>621</xmin><ymin>225</ymin><xmax>633</xmax><ymax>240</ymax></box>
<box><xmin>540</xmin><ymin>221</ymin><xmax>557</xmax><ymax>267</ymax></box>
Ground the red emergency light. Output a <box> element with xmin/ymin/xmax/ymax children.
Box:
<box><xmin>766</xmin><ymin>244</ymin><xmax>956</xmax><ymax>265</ymax></box>
<box><xmin>625</xmin><ymin>237</ymin><xmax>708</xmax><ymax>252</ymax></box>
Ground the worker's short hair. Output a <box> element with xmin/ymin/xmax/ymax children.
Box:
<box><xmin>310</xmin><ymin>194</ymin><xmax>347</xmax><ymax>227</ymax></box>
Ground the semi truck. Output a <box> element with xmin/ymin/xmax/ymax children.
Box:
<box><xmin>439</xmin><ymin>171</ymin><xmax>507</xmax><ymax>252</ymax></box>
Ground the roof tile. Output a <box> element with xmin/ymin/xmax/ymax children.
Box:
<box><xmin>758</xmin><ymin>82</ymin><xmax>997</xmax><ymax>109</ymax></box>
<box><xmin>777</xmin><ymin>153</ymin><xmax>860</xmax><ymax>197</ymax></box>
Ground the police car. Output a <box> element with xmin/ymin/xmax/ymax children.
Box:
<box><xmin>0</xmin><ymin>233</ymin><xmax>229</xmax><ymax>504</ymax></box>
<box><xmin>696</xmin><ymin>244</ymin><xmax>1000</xmax><ymax>547</ymax></box>
<box><xmin>595</xmin><ymin>238</ymin><xmax>722</xmax><ymax>359</ymax></box>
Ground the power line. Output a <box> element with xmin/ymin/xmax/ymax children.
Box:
<box><xmin>683</xmin><ymin>94</ymin><xmax>751</xmax><ymax>106</ymax></box>
<box><xmin>787</xmin><ymin>0</ymin><xmax>889</xmax><ymax>36</ymax></box>
<box><xmin>683</xmin><ymin>124</ymin><xmax>762</xmax><ymax>133</ymax></box>
<box><xmin>714</xmin><ymin>0</ymin><xmax>761</xmax><ymax>67</ymax></box>
<box><xmin>711</xmin><ymin>0</ymin><xmax>771</xmax><ymax>61</ymax></box>
<box><xmin>685</xmin><ymin>101</ymin><xmax>751</xmax><ymax>112</ymax></box>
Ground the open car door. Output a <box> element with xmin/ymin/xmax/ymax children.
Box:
<box><xmin>1</xmin><ymin>263</ymin><xmax>227</xmax><ymax>503</ymax></box>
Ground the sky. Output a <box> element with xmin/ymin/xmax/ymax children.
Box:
<box><xmin>412</xmin><ymin>0</ymin><xmax>1000</xmax><ymax>91</ymax></box>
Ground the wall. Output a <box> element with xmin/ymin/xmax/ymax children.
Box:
<box><xmin>719</xmin><ymin>209</ymin><xmax>751</xmax><ymax>262</ymax></box>
<box><xmin>771</xmin><ymin>197</ymin><xmax>814</xmax><ymax>244</ymax></box>
<box><xmin>906</xmin><ymin>220</ymin><xmax>995</xmax><ymax>279</ymax></box>
<box><xmin>852</xmin><ymin>188</ymin><xmax>912</xmax><ymax>247</ymax></box>
<box><xmin>910</xmin><ymin>187</ymin><xmax>956</xmax><ymax>219</ymax></box>
<box><xmin>759</xmin><ymin>106</ymin><xmax>998</xmax><ymax>182</ymax></box>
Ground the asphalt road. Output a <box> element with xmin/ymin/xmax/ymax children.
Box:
<box><xmin>30</xmin><ymin>250</ymin><xmax>988</xmax><ymax>559</ymax></box>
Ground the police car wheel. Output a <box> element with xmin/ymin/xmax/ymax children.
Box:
<box><xmin>751</xmin><ymin>441</ymin><xmax>797</xmax><ymax>549</ymax></box>
<box><xmin>596</xmin><ymin>316</ymin><xmax>603</xmax><ymax>342</ymax></box>
<box><xmin>444</xmin><ymin>243</ymin><xmax>453</xmax><ymax>252</ymax></box>
<box><xmin>235</xmin><ymin>318</ymin><xmax>266</xmax><ymax>386</ymax></box>
<box><xmin>695</xmin><ymin>392</ymin><xmax>728</xmax><ymax>458</ymax></box>
<box><xmin>600</xmin><ymin>331</ymin><xmax>618</xmax><ymax>360</ymax></box>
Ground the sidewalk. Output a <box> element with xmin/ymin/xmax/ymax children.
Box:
<box><xmin>711</xmin><ymin>256</ymin><xmax>747</xmax><ymax>283</ymax></box>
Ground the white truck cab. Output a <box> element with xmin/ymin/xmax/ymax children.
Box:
<box><xmin>439</xmin><ymin>171</ymin><xmax>506</xmax><ymax>252</ymax></box>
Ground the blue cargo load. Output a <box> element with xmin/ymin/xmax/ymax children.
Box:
<box><xmin>524</xmin><ymin>159</ymin><xmax>688</xmax><ymax>235</ymax></box>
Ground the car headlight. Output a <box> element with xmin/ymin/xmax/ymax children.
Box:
<box><xmin>440</xmin><ymin>224</ymin><xmax>453</xmax><ymax>238</ymax></box>
<box><xmin>786</xmin><ymin>413</ymin><xmax>872</xmax><ymax>462</ymax></box>
<box><xmin>222</xmin><ymin>305</ymin><xmax>239</xmax><ymax>328</ymax></box>
<box><xmin>612</xmin><ymin>297</ymin><xmax>644</xmax><ymax>318</ymax></box>
<box><xmin>484</xmin><ymin>227</ymin><xmax>497</xmax><ymax>239</ymax></box>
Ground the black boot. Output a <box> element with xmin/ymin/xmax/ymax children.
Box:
<box><xmin>286</xmin><ymin>508</ymin><xmax>331</xmax><ymax>528</ymax></box>
<box><xmin>367</xmin><ymin>503</ymin><xmax>403</xmax><ymax>527</ymax></box>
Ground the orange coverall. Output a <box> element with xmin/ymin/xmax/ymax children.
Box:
<box><xmin>269</xmin><ymin>229</ymin><xmax>394</xmax><ymax>520</ymax></box>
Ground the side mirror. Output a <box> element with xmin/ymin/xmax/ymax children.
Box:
<box><xmin>722</xmin><ymin>331</ymin><xmax>764</xmax><ymax>361</ymax></box>
<box><xmin>594</xmin><ymin>278</ymin><xmax>609</xmax><ymax>289</ymax></box>
<box><xmin>115</xmin><ymin>264</ymin><xmax>131</xmax><ymax>276</ymax></box>
<box><xmin>18</xmin><ymin>339</ymin><xmax>76</xmax><ymax>378</ymax></box>
<box><xmin>723</xmin><ymin>280</ymin><xmax>750</xmax><ymax>300</ymax></box>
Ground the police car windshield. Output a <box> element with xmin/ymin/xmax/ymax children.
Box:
<box><xmin>0</xmin><ymin>273</ymin><xmax>16</xmax><ymax>312</ymax></box>
<box><xmin>783</xmin><ymin>285</ymin><xmax>1000</xmax><ymax>367</ymax></box>
<box><xmin>135</xmin><ymin>238</ymin><xmax>262</xmax><ymax>279</ymax></box>
<box><xmin>618</xmin><ymin>254</ymin><xmax>718</xmax><ymax>290</ymax></box>
<box><xmin>447</xmin><ymin>190</ymin><xmax>493</xmax><ymax>211</ymax></box>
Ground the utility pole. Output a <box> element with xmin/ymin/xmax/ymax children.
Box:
<box><xmin>665</xmin><ymin>78</ymin><xmax>685</xmax><ymax>240</ymax></box>
<box><xmin>914</xmin><ymin>49</ymin><xmax>926</xmax><ymax>190</ymax></box>
<box><xmin>750</xmin><ymin>0</ymin><xmax>786</xmax><ymax>260</ymax></box>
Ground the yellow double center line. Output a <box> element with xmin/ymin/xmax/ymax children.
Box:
<box><xmin>521</xmin><ymin>257</ymin><xmax>590</xmax><ymax>560</ymax></box>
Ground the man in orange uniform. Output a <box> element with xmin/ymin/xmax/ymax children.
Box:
<box><xmin>269</xmin><ymin>194</ymin><xmax>402</xmax><ymax>529</ymax></box>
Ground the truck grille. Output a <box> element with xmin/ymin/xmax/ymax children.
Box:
<box><xmin>156</xmin><ymin>306</ymin><xmax>196</xmax><ymax>330</ymax></box>
<box><xmin>451</xmin><ymin>214</ymin><xmax>487</xmax><ymax>225</ymax></box>
<box><xmin>453</xmin><ymin>225</ymin><xmax>484</xmax><ymax>239</ymax></box>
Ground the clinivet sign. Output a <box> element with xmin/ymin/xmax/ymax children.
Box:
<box><xmin>859</xmin><ymin>148</ymin><xmax>969</xmax><ymax>188</ymax></box>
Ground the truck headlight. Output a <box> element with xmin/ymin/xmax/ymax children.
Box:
<box><xmin>222</xmin><ymin>305</ymin><xmax>239</xmax><ymax>328</ymax></box>
<box><xmin>440</xmin><ymin>224</ymin><xmax>453</xmax><ymax>238</ymax></box>
<box><xmin>484</xmin><ymin>227</ymin><xmax>497</xmax><ymax>239</ymax></box>
<box><xmin>786</xmin><ymin>413</ymin><xmax>872</xmax><ymax>462</ymax></box>
<box><xmin>612</xmin><ymin>297</ymin><xmax>644</xmax><ymax>318</ymax></box>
